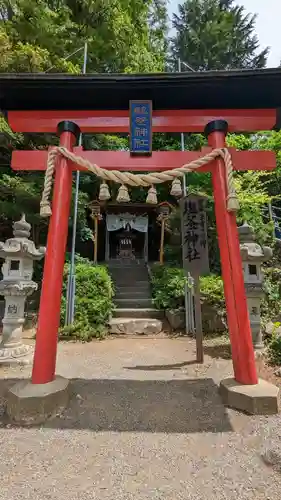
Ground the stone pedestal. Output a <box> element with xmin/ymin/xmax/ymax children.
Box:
<box><xmin>0</xmin><ymin>215</ymin><xmax>45</xmax><ymax>364</ymax></box>
<box><xmin>0</xmin><ymin>284</ymin><xmax>36</xmax><ymax>363</ymax></box>
<box><xmin>244</xmin><ymin>286</ymin><xmax>264</xmax><ymax>349</ymax></box>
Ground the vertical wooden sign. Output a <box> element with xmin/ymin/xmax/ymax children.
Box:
<box><xmin>180</xmin><ymin>194</ymin><xmax>209</xmax><ymax>363</ymax></box>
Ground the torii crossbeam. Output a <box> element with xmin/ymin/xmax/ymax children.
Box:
<box><xmin>2</xmin><ymin>70</ymin><xmax>280</xmax><ymax>419</ymax></box>
<box><xmin>12</xmin><ymin>147</ymin><xmax>276</xmax><ymax>173</ymax></box>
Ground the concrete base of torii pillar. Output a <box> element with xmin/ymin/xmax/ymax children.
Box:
<box><xmin>6</xmin><ymin>375</ymin><xmax>279</xmax><ymax>426</ymax></box>
<box><xmin>220</xmin><ymin>378</ymin><xmax>279</xmax><ymax>415</ymax></box>
<box><xmin>6</xmin><ymin>376</ymin><xmax>70</xmax><ymax>425</ymax></box>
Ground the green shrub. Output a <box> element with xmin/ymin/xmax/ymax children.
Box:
<box><xmin>267</xmin><ymin>325</ymin><xmax>281</xmax><ymax>365</ymax></box>
<box><xmin>200</xmin><ymin>275</ymin><xmax>226</xmax><ymax>334</ymax></box>
<box><xmin>151</xmin><ymin>261</ymin><xmax>281</xmax><ymax>342</ymax></box>
<box><xmin>59</xmin><ymin>322</ymin><xmax>108</xmax><ymax>342</ymax></box>
<box><xmin>151</xmin><ymin>264</ymin><xmax>225</xmax><ymax>325</ymax></box>
<box><xmin>151</xmin><ymin>264</ymin><xmax>188</xmax><ymax>310</ymax></box>
<box><xmin>261</xmin><ymin>266</ymin><xmax>281</xmax><ymax>365</ymax></box>
<box><xmin>200</xmin><ymin>275</ymin><xmax>225</xmax><ymax>308</ymax></box>
<box><xmin>65</xmin><ymin>253</ymin><xmax>92</xmax><ymax>266</ymax></box>
<box><xmin>261</xmin><ymin>267</ymin><xmax>281</xmax><ymax>325</ymax></box>
<box><xmin>60</xmin><ymin>261</ymin><xmax>114</xmax><ymax>341</ymax></box>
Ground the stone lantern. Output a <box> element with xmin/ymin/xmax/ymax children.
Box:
<box><xmin>239</xmin><ymin>222</ymin><xmax>272</xmax><ymax>349</ymax></box>
<box><xmin>0</xmin><ymin>215</ymin><xmax>45</xmax><ymax>363</ymax></box>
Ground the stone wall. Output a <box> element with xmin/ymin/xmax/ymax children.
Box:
<box><xmin>166</xmin><ymin>302</ymin><xmax>227</xmax><ymax>333</ymax></box>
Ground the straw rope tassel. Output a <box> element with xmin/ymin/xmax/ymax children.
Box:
<box><xmin>40</xmin><ymin>146</ymin><xmax>239</xmax><ymax>217</ymax></box>
<box><xmin>117</xmin><ymin>184</ymin><xmax>130</xmax><ymax>203</ymax></box>
<box><xmin>146</xmin><ymin>185</ymin><xmax>158</xmax><ymax>204</ymax></box>
<box><xmin>170</xmin><ymin>178</ymin><xmax>183</xmax><ymax>198</ymax></box>
<box><xmin>99</xmin><ymin>182</ymin><xmax>111</xmax><ymax>202</ymax></box>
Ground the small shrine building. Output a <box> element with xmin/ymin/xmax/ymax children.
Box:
<box><xmin>87</xmin><ymin>201</ymin><xmax>173</xmax><ymax>263</ymax></box>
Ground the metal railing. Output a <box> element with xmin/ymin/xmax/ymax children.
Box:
<box><xmin>264</xmin><ymin>203</ymin><xmax>281</xmax><ymax>241</ymax></box>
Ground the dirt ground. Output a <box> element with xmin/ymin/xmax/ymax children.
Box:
<box><xmin>0</xmin><ymin>335</ymin><xmax>281</xmax><ymax>500</ymax></box>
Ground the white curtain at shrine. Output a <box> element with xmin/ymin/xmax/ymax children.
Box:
<box><xmin>106</xmin><ymin>213</ymin><xmax>148</xmax><ymax>233</ymax></box>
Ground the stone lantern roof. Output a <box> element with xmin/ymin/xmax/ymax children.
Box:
<box><xmin>0</xmin><ymin>214</ymin><xmax>45</xmax><ymax>260</ymax></box>
<box><xmin>239</xmin><ymin>222</ymin><xmax>272</xmax><ymax>262</ymax></box>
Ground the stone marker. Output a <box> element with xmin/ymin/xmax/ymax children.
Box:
<box><xmin>0</xmin><ymin>215</ymin><xmax>45</xmax><ymax>364</ymax></box>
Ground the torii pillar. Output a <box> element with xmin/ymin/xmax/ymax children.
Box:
<box><xmin>31</xmin><ymin>122</ymin><xmax>80</xmax><ymax>385</ymax></box>
<box><xmin>206</xmin><ymin>121</ymin><xmax>256</xmax><ymax>381</ymax></box>
<box><xmin>5</xmin><ymin>113</ymin><xmax>279</xmax><ymax>424</ymax></box>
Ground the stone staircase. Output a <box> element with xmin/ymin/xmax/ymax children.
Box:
<box><xmin>108</xmin><ymin>260</ymin><xmax>163</xmax><ymax>335</ymax></box>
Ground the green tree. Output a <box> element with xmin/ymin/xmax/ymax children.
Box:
<box><xmin>0</xmin><ymin>0</ymin><xmax>168</xmax><ymax>244</ymax></box>
<box><xmin>0</xmin><ymin>0</ymin><xmax>167</xmax><ymax>73</ymax></box>
<box><xmin>171</xmin><ymin>0</ymin><xmax>268</xmax><ymax>70</ymax></box>
<box><xmin>0</xmin><ymin>0</ymin><xmax>79</xmax><ymax>72</ymax></box>
<box><xmin>251</xmin><ymin>131</ymin><xmax>281</xmax><ymax>199</ymax></box>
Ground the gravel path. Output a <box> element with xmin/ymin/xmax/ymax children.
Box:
<box><xmin>0</xmin><ymin>336</ymin><xmax>280</xmax><ymax>500</ymax></box>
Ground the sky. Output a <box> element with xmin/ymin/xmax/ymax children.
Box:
<box><xmin>168</xmin><ymin>0</ymin><xmax>280</xmax><ymax>68</ymax></box>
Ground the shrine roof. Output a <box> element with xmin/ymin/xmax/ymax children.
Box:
<box><xmin>1</xmin><ymin>68</ymin><xmax>281</xmax><ymax>112</ymax></box>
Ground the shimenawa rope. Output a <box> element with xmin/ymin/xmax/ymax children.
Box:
<box><xmin>40</xmin><ymin>147</ymin><xmax>239</xmax><ymax>217</ymax></box>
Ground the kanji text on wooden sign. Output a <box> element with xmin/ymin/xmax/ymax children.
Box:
<box><xmin>181</xmin><ymin>194</ymin><xmax>209</xmax><ymax>277</ymax></box>
<box><xmin>129</xmin><ymin>100</ymin><xmax>152</xmax><ymax>155</ymax></box>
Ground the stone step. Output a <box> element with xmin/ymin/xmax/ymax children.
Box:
<box><xmin>115</xmin><ymin>291</ymin><xmax>151</xmax><ymax>299</ymax></box>
<box><xmin>115</xmin><ymin>298</ymin><xmax>153</xmax><ymax>308</ymax></box>
<box><xmin>113</xmin><ymin>308</ymin><xmax>164</xmax><ymax>319</ymax></box>
<box><xmin>111</xmin><ymin>273</ymin><xmax>148</xmax><ymax>279</ymax></box>
<box><xmin>109</xmin><ymin>264</ymin><xmax>147</xmax><ymax>267</ymax></box>
<box><xmin>109</xmin><ymin>266</ymin><xmax>148</xmax><ymax>272</ymax></box>
<box><xmin>108</xmin><ymin>259</ymin><xmax>145</xmax><ymax>266</ymax></box>
<box><xmin>112</xmin><ymin>278</ymin><xmax>149</xmax><ymax>285</ymax></box>
<box><xmin>111</xmin><ymin>272</ymin><xmax>147</xmax><ymax>276</ymax></box>
<box><xmin>109</xmin><ymin>263</ymin><xmax>147</xmax><ymax>268</ymax></box>
<box><xmin>113</xmin><ymin>280</ymin><xmax>150</xmax><ymax>287</ymax></box>
<box><xmin>116</xmin><ymin>285</ymin><xmax>150</xmax><ymax>293</ymax></box>
<box><xmin>109</xmin><ymin>317</ymin><xmax>163</xmax><ymax>335</ymax></box>
<box><xmin>113</xmin><ymin>280</ymin><xmax>149</xmax><ymax>286</ymax></box>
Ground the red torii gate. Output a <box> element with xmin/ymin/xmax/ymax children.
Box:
<box><xmin>1</xmin><ymin>71</ymin><xmax>279</xmax><ymax>417</ymax></box>
<box><xmin>10</xmin><ymin>113</ymin><xmax>276</xmax><ymax>387</ymax></box>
